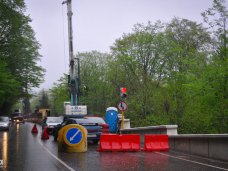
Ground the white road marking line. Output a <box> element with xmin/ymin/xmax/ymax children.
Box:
<box><xmin>38</xmin><ymin>140</ymin><xmax>76</xmax><ymax>171</ymax></box>
<box><xmin>156</xmin><ymin>152</ymin><xmax>228</xmax><ymax>171</ymax></box>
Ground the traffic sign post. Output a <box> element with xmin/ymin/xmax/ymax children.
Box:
<box><xmin>117</xmin><ymin>101</ymin><xmax>128</xmax><ymax>129</ymax></box>
<box><xmin>121</xmin><ymin>111</ymin><xmax>125</xmax><ymax>129</ymax></box>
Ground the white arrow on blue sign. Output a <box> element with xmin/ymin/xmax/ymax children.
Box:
<box><xmin>66</xmin><ymin>128</ymin><xmax>82</xmax><ymax>144</ymax></box>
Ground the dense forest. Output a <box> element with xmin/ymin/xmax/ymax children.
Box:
<box><xmin>1</xmin><ymin>0</ymin><xmax>227</xmax><ymax>133</ymax></box>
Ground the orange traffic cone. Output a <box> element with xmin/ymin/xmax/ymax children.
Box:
<box><xmin>31</xmin><ymin>124</ymin><xmax>38</xmax><ymax>134</ymax></box>
<box><xmin>41</xmin><ymin>127</ymin><xmax>49</xmax><ymax>140</ymax></box>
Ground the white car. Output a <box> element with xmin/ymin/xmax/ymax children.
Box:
<box><xmin>44</xmin><ymin>116</ymin><xmax>63</xmax><ymax>135</ymax></box>
<box><xmin>0</xmin><ymin>117</ymin><xmax>10</xmax><ymax>131</ymax></box>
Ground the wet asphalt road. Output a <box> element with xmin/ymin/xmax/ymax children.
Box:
<box><xmin>0</xmin><ymin>122</ymin><xmax>228</xmax><ymax>171</ymax></box>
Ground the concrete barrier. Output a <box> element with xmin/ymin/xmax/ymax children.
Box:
<box><xmin>120</xmin><ymin>125</ymin><xmax>178</xmax><ymax>144</ymax></box>
<box><xmin>118</xmin><ymin>114</ymin><xmax>131</xmax><ymax>129</ymax></box>
<box><xmin>169</xmin><ymin>134</ymin><xmax>228</xmax><ymax>162</ymax></box>
<box><xmin>120</xmin><ymin>125</ymin><xmax>228</xmax><ymax>162</ymax></box>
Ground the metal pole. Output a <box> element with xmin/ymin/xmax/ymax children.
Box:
<box><xmin>121</xmin><ymin>111</ymin><xmax>125</xmax><ymax>129</ymax></box>
<box><xmin>63</xmin><ymin>0</ymin><xmax>77</xmax><ymax>105</ymax></box>
<box><xmin>77</xmin><ymin>58</ymin><xmax>80</xmax><ymax>103</ymax></box>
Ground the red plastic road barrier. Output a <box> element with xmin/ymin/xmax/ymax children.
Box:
<box><xmin>159</xmin><ymin>135</ymin><xmax>169</xmax><ymax>151</ymax></box>
<box><xmin>41</xmin><ymin>127</ymin><xmax>49</xmax><ymax>140</ymax></box>
<box><xmin>97</xmin><ymin>134</ymin><xmax>116</xmax><ymax>152</ymax></box>
<box><xmin>31</xmin><ymin>124</ymin><xmax>38</xmax><ymax>134</ymax></box>
<box><xmin>111</xmin><ymin>134</ymin><xmax>122</xmax><ymax>152</ymax></box>
<box><xmin>97</xmin><ymin>134</ymin><xmax>140</xmax><ymax>152</ymax></box>
<box><xmin>143</xmin><ymin>134</ymin><xmax>169</xmax><ymax>152</ymax></box>
<box><xmin>121</xmin><ymin>134</ymin><xmax>140</xmax><ymax>152</ymax></box>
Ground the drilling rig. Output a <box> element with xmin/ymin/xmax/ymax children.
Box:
<box><xmin>62</xmin><ymin>0</ymin><xmax>87</xmax><ymax>115</ymax></box>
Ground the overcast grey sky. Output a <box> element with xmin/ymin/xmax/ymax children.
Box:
<box><xmin>24</xmin><ymin>0</ymin><xmax>224</xmax><ymax>91</ymax></box>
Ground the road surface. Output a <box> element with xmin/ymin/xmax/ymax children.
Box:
<box><xmin>0</xmin><ymin>122</ymin><xmax>228</xmax><ymax>171</ymax></box>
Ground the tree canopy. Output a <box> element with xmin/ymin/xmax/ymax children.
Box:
<box><xmin>47</xmin><ymin>0</ymin><xmax>227</xmax><ymax>133</ymax></box>
<box><xmin>0</xmin><ymin>0</ymin><xmax>45</xmax><ymax>114</ymax></box>
<box><xmin>4</xmin><ymin>0</ymin><xmax>226</xmax><ymax>133</ymax></box>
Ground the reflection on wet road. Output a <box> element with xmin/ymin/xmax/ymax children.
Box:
<box><xmin>0</xmin><ymin>122</ymin><xmax>228</xmax><ymax>171</ymax></box>
<box><xmin>1</xmin><ymin>132</ymin><xmax>7</xmax><ymax>170</ymax></box>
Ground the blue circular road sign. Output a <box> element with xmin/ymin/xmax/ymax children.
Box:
<box><xmin>65</xmin><ymin>128</ymin><xmax>82</xmax><ymax>145</ymax></box>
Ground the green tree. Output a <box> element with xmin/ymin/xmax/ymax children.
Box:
<box><xmin>39</xmin><ymin>89</ymin><xmax>49</xmax><ymax>109</ymax></box>
<box><xmin>47</xmin><ymin>0</ymin><xmax>228</xmax><ymax>133</ymax></box>
<box><xmin>110</xmin><ymin>21</ymin><xmax>169</xmax><ymax>126</ymax></box>
<box><xmin>110</xmin><ymin>19</ymin><xmax>213</xmax><ymax>130</ymax></box>
<box><xmin>49</xmin><ymin>75</ymin><xmax>69</xmax><ymax>115</ymax></box>
<box><xmin>201</xmin><ymin>0</ymin><xmax>228</xmax><ymax>132</ymax></box>
<box><xmin>78</xmin><ymin>51</ymin><xmax>113</xmax><ymax>114</ymax></box>
<box><xmin>0</xmin><ymin>0</ymin><xmax>45</xmax><ymax>114</ymax></box>
<box><xmin>0</xmin><ymin>62</ymin><xmax>20</xmax><ymax>113</ymax></box>
<box><xmin>162</xmin><ymin>18</ymin><xmax>212</xmax><ymax>132</ymax></box>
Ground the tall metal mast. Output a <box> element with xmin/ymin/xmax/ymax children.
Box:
<box><xmin>62</xmin><ymin>0</ymin><xmax>78</xmax><ymax>106</ymax></box>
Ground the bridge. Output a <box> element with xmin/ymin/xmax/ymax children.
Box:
<box><xmin>0</xmin><ymin>122</ymin><xmax>228</xmax><ymax>171</ymax></box>
<box><xmin>120</xmin><ymin>125</ymin><xmax>228</xmax><ymax>162</ymax></box>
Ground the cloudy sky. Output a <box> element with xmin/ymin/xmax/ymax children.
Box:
<box><xmin>24</xmin><ymin>0</ymin><xmax>222</xmax><ymax>91</ymax></box>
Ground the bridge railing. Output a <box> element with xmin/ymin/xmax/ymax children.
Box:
<box><xmin>121</xmin><ymin>126</ymin><xmax>228</xmax><ymax>162</ymax></box>
<box><xmin>169</xmin><ymin>134</ymin><xmax>228</xmax><ymax>162</ymax></box>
